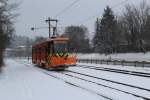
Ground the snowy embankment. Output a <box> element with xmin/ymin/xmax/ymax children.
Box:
<box><xmin>77</xmin><ymin>52</ymin><xmax>150</xmax><ymax>62</ymax></box>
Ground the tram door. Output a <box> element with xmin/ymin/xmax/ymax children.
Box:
<box><xmin>46</xmin><ymin>41</ymin><xmax>54</xmax><ymax>62</ymax></box>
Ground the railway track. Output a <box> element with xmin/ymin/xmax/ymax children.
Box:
<box><xmin>16</xmin><ymin>60</ymin><xmax>150</xmax><ymax>100</ymax></box>
<box><xmin>16</xmin><ymin>60</ymin><xmax>112</xmax><ymax>100</ymax></box>
<box><xmin>43</xmin><ymin>71</ymin><xmax>113</xmax><ymax>100</ymax></box>
<box><xmin>63</xmin><ymin>69</ymin><xmax>150</xmax><ymax>99</ymax></box>
<box><xmin>73</xmin><ymin>64</ymin><xmax>150</xmax><ymax>78</ymax></box>
<box><xmin>61</xmin><ymin>70</ymin><xmax>150</xmax><ymax>100</ymax></box>
<box><xmin>42</xmin><ymin>69</ymin><xmax>150</xmax><ymax>100</ymax></box>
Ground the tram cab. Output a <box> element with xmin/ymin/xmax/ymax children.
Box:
<box><xmin>32</xmin><ymin>37</ymin><xmax>76</xmax><ymax>70</ymax></box>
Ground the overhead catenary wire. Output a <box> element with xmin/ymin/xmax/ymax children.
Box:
<box><xmin>31</xmin><ymin>0</ymin><xmax>129</xmax><ymax>33</ymax></box>
<box><xmin>55</xmin><ymin>0</ymin><xmax>80</xmax><ymax>18</ymax></box>
<box><xmin>111</xmin><ymin>0</ymin><xmax>129</xmax><ymax>9</ymax></box>
<box><xmin>77</xmin><ymin>0</ymin><xmax>129</xmax><ymax>25</ymax></box>
<box><xmin>31</xmin><ymin>0</ymin><xmax>80</xmax><ymax>35</ymax></box>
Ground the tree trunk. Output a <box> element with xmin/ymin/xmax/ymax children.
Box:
<box><xmin>0</xmin><ymin>49</ymin><xmax>4</xmax><ymax>68</ymax></box>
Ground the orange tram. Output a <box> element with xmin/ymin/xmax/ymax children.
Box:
<box><xmin>32</xmin><ymin>37</ymin><xmax>76</xmax><ymax>70</ymax></box>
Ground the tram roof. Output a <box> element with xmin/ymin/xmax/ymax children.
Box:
<box><xmin>46</xmin><ymin>37</ymin><xmax>69</xmax><ymax>41</ymax></box>
<box><xmin>32</xmin><ymin>37</ymin><xmax>69</xmax><ymax>48</ymax></box>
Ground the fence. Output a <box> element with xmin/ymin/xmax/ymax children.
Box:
<box><xmin>16</xmin><ymin>57</ymin><xmax>150</xmax><ymax>67</ymax></box>
<box><xmin>77</xmin><ymin>59</ymin><xmax>150</xmax><ymax>67</ymax></box>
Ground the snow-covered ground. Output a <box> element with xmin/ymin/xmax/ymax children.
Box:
<box><xmin>0</xmin><ymin>59</ymin><xmax>102</xmax><ymax>100</ymax></box>
<box><xmin>1</xmin><ymin>58</ymin><xmax>150</xmax><ymax>100</ymax></box>
<box><xmin>77</xmin><ymin>52</ymin><xmax>150</xmax><ymax>62</ymax></box>
<box><xmin>78</xmin><ymin>63</ymin><xmax>150</xmax><ymax>73</ymax></box>
<box><xmin>66</xmin><ymin>66</ymin><xmax>150</xmax><ymax>98</ymax></box>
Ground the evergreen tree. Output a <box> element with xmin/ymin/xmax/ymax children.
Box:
<box><xmin>93</xmin><ymin>18</ymin><xmax>101</xmax><ymax>52</ymax></box>
<box><xmin>93</xmin><ymin>6</ymin><xmax>118</xmax><ymax>54</ymax></box>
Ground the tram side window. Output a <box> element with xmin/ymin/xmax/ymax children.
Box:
<box><xmin>41</xmin><ymin>47</ymin><xmax>46</xmax><ymax>54</ymax></box>
<box><xmin>34</xmin><ymin>48</ymin><xmax>37</xmax><ymax>60</ymax></box>
<box><xmin>41</xmin><ymin>48</ymin><xmax>44</xmax><ymax>53</ymax></box>
<box><xmin>32</xmin><ymin>48</ymin><xmax>34</xmax><ymax>58</ymax></box>
<box><xmin>39</xmin><ymin>48</ymin><xmax>41</xmax><ymax>54</ymax></box>
<box><xmin>33</xmin><ymin>48</ymin><xmax>36</xmax><ymax>54</ymax></box>
<box><xmin>35</xmin><ymin>48</ymin><xmax>37</xmax><ymax>54</ymax></box>
<box><xmin>32</xmin><ymin>48</ymin><xmax>34</xmax><ymax>54</ymax></box>
<box><xmin>37</xmin><ymin>48</ymin><xmax>39</xmax><ymax>54</ymax></box>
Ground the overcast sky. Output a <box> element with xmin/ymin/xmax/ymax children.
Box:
<box><xmin>12</xmin><ymin>0</ymin><xmax>150</xmax><ymax>38</ymax></box>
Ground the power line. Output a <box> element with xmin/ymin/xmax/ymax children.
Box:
<box><xmin>31</xmin><ymin>26</ymin><xmax>66</xmax><ymax>30</ymax></box>
<box><xmin>77</xmin><ymin>13</ymin><xmax>99</xmax><ymax>25</ymax></box>
<box><xmin>77</xmin><ymin>0</ymin><xmax>129</xmax><ymax>25</ymax></box>
<box><xmin>111</xmin><ymin>0</ymin><xmax>129</xmax><ymax>9</ymax></box>
<box><xmin>55</xmin><ymin>0</ymin><xmax>80</xmax><ymax>18</ymax></box>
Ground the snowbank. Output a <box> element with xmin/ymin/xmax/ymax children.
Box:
<box><xmin>77</xmin><ymin>52</ymin><xmax>150</xmax><ymax>62</ymax></box>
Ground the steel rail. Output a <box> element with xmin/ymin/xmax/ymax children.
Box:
<box><xmin>65</xmin><ymin>69</ymin><xmax>150</xmax><ymax>92</ymax></box>
<box><xmin>74</xmin><ymin>64</ymin><xmax>150</xmax><ymax>78</ymax></box>
<box><xmin>16</xmin><ymin>60</ymin><xmax>150</xmax><ymax>100</ymax></box>
<box><xmin>61</xmin><ymin>71</ymin><xmax>150</xmax><ymax>100</ymax></box>
<box><xmin>16</xmin><ymin>60</ymin><xmax>113</xmax><ymax>100</ymax></box>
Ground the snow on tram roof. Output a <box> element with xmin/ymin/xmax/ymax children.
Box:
<box><xmin>32</xmin><ymin>37</ymin><xmax>69</xmax><ymax>47</ymax></box>
<box><xmin>46</xmin><ymin>37</ymin><xmax>69</xmax><ymax>41</ymax></box>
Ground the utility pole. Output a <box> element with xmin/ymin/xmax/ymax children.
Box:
<box><xmin>45</xmin><ymin>17</ymin><xmax>58</xmax><ymax>38</ymax></box>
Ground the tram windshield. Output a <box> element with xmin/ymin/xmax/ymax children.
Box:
<box><xmin>54</xmin><ymin>41</ymin><xmax>68</xmax><ymax>53</ymax></box>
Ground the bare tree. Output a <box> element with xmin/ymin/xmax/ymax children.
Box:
<box><xmin>120</xmin><ymin>0</ymin><xmax>150</xmax><ymax>52</ymax></box>
<box><xmin>63</xmin><ymin>25</ymin><xmax>91</xmax><ymax>53</ymax></box>
<box><xmin>0</xmin><ymin>0</ymin><xmax>18</xmax><ymax>69</ymax></box>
